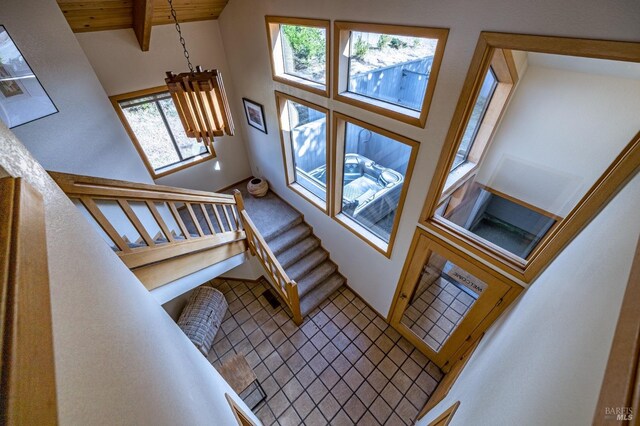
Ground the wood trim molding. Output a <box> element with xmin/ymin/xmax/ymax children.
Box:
<box><xmin>593</xmin><ymin>236</ymin><xmax>640</xmax><ymax>425</ymax></box>
<box><xmin>109</xmin><ymin>86</ymin><xmax>216</xmax><ymax>179</ymax></box>
<box><xmin>0</xmin><ymin>177</ymin><xmax>58</xmax><ymax>425</ymax></box>
<box><xmin>418</xmin><ymin>335</ymin><xmax>483</xmax><ymax>419</ymax></box>
<box><xmin>265</xmin><ymin>16</ymin><xmax>331</xmax><ymax>97</ymax></box>
<box><xmin>224</xmin><ymin>393</ymin><xmax>258</xmax><ymax>426</ymax></box>
<box><xmin>419</xmin><ymin>31</ymin><xmax>640</xmax><ymax>283</ymax></box>
<box><xmin>274</xmin><ymin>90</ymin><xmax>330</xmax><ymax>214</ymax></box>
<box><xmin>330</xmin><ymin>111</ymin><xmax>420</xmax><ymax>258</ymax></box>
<box><xmin>332</xmin><ymin>21</ymin><xmax>448</xmax><ymax>128</ymax></box>
<box><xmin>428</xmin><ymin>401</ymin><xmax>460</xmax><ymax>426</ymax></box>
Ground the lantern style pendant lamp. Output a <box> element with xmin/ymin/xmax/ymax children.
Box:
<box><xmin>164</xmin><ymin>0</ymin><xmax>234</xmax><ymax>150</ymax></box>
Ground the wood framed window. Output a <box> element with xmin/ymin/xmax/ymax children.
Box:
<box><xmin>275</xmin><ymin>91</ymin><xmax>330</xmax><ymax>212</ymax></box>
<box><xmin>111</xmin><ymin>86</ymin><xmax>216</xmax><ymax>179</ymax></box>
<box><xmin>265</xmin><ymin>16</ymin><xmax>330</xmax><ymax>97</ymax></box>
<box><xmin>333</xmin><ymin>21</ymin><xmax>448</xmax><ymax>127</ymax></box>
<box><xmin>420</xmin><ymin>32</ymin><xmax>640</xmax><ymax>283</ymax></box>
<box><xmin>330</xmin><ymin>112</ymin><xmax>418</xmax><ymax>257</ymax></box>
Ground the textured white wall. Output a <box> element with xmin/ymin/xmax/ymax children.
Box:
<box><xmin>476</xmin><ymin>64</ymin><xmax>640</xmax><ymax>217</ymax></box>
<box><xmin>0</xmin><ymin>0</ymin><xmax>152</xmax><ymax>183</ymax></box>
<box><xmin>75</xmin><ymin>21</ymin><xmax>253</xmax><ymax>192</ymax></box>
<box><xmin>217</xmin><ymin>0</ymin><xmax>640</xmax><ymax>316</ymax></box>
<box><xmin>418</xmin><ymin>173</ymin><xmax>640</xmax><ymax>426</ymax></box>
<box><xmin>0</xmin><ymin>121</ymin><xmax>260</xmax><ymax>425</ymax></box>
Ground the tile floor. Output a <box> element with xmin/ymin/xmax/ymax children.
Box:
<box><xmin>401</xmin><ymin>265</ymin><xmax>476</xmax><ymax>352</ymax></box>
<box><xmin>207</xmin><ymin>278</ymin><xmax>443</xmax><ymax>426</ymax></box>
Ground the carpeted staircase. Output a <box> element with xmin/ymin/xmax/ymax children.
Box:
<box><xmin>179</xmin><ymin>184</ymin><xmax>346</xmax><ymax>318</ymax></box>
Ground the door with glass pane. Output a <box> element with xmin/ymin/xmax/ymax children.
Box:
<box><xmin>390</xmin><ymin>228</ymin><xmax>519</xmax><ymax>369</ymax></box>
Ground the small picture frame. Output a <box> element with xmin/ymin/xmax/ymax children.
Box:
<box><xmin>242</xmin><ymin>98</ymin><xmax>267</xmax><ymax>134</ymax></box>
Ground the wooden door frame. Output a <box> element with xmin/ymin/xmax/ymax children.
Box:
<box><xmin>388</xmin><ymin>227</ymin><xmax>521</xmax><ymax>370</ymax></box>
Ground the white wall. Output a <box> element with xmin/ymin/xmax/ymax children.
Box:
<box><xmin>418</xmin><ymin>173</ymin><xmax>640</xmax><ymax>426</ymax></box>
<box><xmin>75</xmin><ymin>21</ymin><xmax>253</xmax><ymax>192</ymax></box>
<box><xmin>0</xmin><ymin>0</ymin><xmax>152</xmax><ymax>183</ymax></box>
<box><xmin>0</xmin><ymin>121</ymin><xmax>260</xmax><ymax>425</ymax></box>
<box><xmin>476</xmin><ymin>63</ymin><xmax>640</xmax><ymax>217</ymax></box>
<box><xmin>217</xmin><ymin>0</ymin><xmax>640</xmax><ymax>315</ymax></box>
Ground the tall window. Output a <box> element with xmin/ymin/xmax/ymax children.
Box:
<box><xmin>111</xmin><ymin>87</ymin><xmax>214</xmax><ymax>178</ymax></box>
<box><xmin>266</xmin><ymin>17</ymin><xmax>330</xmax><ymax>96</ymax></box>
<box><xmin>275</xmin><ymin>92</ymin><xmax>329</xmax><ymax>210</ymax></box>
<box><xmin>333</xmin><ymin>113</ymin><xmax>418</xmax><ymax>255</ymax></box>
<box><xmin>451</xmin><ymin>68</ymin><xmax>498</xmax><ymax>171</ymax></box>
<box><xmin>334</xmin><ymin>22</ymin><xmax>449</xmax><ymax>127</ymax></box>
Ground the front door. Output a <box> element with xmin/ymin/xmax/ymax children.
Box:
<box><xmin>389</xmin><ymin>228</ymin><xmax>520</xmax><ymax>370</ymax></box>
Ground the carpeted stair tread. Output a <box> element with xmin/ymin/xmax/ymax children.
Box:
<box><xmin>300</xmin><ymin>274</ymin><xmax>345</xmax><ymax>317</ymax></box>
<box><xmin>262</xmin><ymin>215</ymin><xmax>303</xmax><ymax>242</ymax></box>
<box><xmin>295</xmin><ymin>260</ymin><xmax>337</xmax><ymax>298</ymax></box>
<box><xmin>267</xmin><ymin>223</ymin><xmax>312</xmax><ymax>256</ymax></box>
<box><xmin>276</xmin><ymin>236</ymin><xmax>320</xmax><ymax>269</ymax></box>
<box><xmin>286</xmin><ymin>248</ymin><xmax>329</xmax><ymax>282</ymax></box>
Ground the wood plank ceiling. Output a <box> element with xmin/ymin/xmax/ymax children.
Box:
<box><xmin>57</xmin><ymin>0</ymin><xmax>228</xmax><ymax>51</ymax></box>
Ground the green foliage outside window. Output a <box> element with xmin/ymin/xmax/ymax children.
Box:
<box><xmin>282</xmin><ymin>25</ymin><xmax>325</xmax><ymax>71</ymax></box>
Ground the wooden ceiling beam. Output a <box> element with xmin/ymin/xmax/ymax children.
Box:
<box><xmin>57</xmin><ymin>0</ymin><xmax>228</xmax><ymax>45</ymax></box>
<box><xmin>132</xmin><ymin>0</ymin><xmax>154</xmax><ymax>51</ymax></box>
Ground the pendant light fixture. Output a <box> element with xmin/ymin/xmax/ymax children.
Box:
<box><xmin>164</xmin><ymin>0</ymin><xmax>234</xmax><ymax>151</ymax></box>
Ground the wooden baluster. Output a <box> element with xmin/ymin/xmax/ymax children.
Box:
<box><xmin>199</xmin><ymin>204</ymin><xmax>215</xmax><ymax>235</ymax></box>
<box><xmin>145</xmin><ymin>201</ymin><xmax>175</xmax><ymax>243</ymax></box>
<box><xmin>185</xmin><ymin>203</ymin><xmax>204</xmax><ymax>237</ymax></box>
<box><xmin>80</xmin><ymin>197</ymin><xmax>131</xmax><ymax>252</ymax></box>
<box><xmin>222</xmin><ymin>205</ymin><xmax>234</xmax><ymax>231</ymax></box>
<box><xmin>168</xmin><ymin>202</ymin><xmax>192</xmax><ymax>240</ymax></box>
<box><xmin>211</xmin><ymin>204</ymin><xmax>225</xmax><ymax>232</ymax></box>
<box><xmin>232</xmin><ymin>190</ymin><xmax>245</xmax><ymax>231</ymax></box>
<box><xmin>118</xmin><ymin>199</ymin><xmax>155</xmax><ymax>247</ymax></box>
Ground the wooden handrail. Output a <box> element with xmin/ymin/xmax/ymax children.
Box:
<box><xmin>50</xmin><ymin>171</ymin><xmax>236</xmax><ymax>204</ymax></box>
<box><xmin>1</xmin><ymin>177</ymin><xmax>58</xmax><ymax>424</ymax></box>
<box><xmin>594</xmin><ymin>235</ymin><xmax>640</xmax><ymax>425</ymax></box>
<box><xmin>235</xmin><ymin>191</ymin><xmax>302</xmax><ymax>325</ymax></box>
<box><xmin>50</xmin><ymin>171</ymin><xmax>248</xmax><ymax>290</ymax></box>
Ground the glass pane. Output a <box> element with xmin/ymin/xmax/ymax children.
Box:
<box><xmin>451</xmin><ymin>68</ymin><xmax>497</xmax><ymax>171</ymax></box>
<box><xmin>121</xmin><ymin>99</ymin><xmax>180</xmax><ymax>170</ymax></box>
<box><xmin>280</xmin><ymin>24</ymin><xmax>326</xmax><ymax>84</ymax></box>
<box><xmin>401</xmin><ymin>251</ymin><xmax>487</xmax><ymax>352</ymax></box>
<box><xmin>158</xmin><ymin>97</ymin><xmax>208</xmax><ymax>160</ymax></box>
<box><xmin>436</xmin><ymin>51</ymin><xmax>640</xmax><ymax>260</ymax></box>
<box><xmin>286</xmin><ymin>100</ymin><xmax>327</xmax><ymax>201</ymax></box>
<box><xmin>347</xmin><ymin>31</ymin><xmax>439</xmax><ymax>111</ymax></box>
<box><xmin>341</xmin><ymin>122</ymin><xmax>411</xmax><ymax>242</ymax></box>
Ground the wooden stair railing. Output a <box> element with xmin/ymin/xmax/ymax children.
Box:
<box><xmin>1</xmin><ymin>177</ymin><xmax>58</xmax><ymax>425</ymax></box>
<box><xmin>50</xmin><ymin>172</ymin><xmax>248</xmax><ymax>290</ymax></box>
<box><xmin>233</xmin><ymin>191</ymin><xmax>303</xmax><ymax>325</ymax></box>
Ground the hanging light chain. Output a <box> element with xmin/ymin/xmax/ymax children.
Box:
<box><xmin>167</xmin><ymin>0</ymin><xmax>194</xmax><ymax>72</ymax></box>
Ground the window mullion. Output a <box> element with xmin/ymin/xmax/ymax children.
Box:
<box><xmin>155</xmin><ymin>99</ymin><xmax>186</xmax><ymax>161</ymax></box>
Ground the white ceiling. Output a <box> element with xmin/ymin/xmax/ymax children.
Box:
<box><xmin>524</xmin><ymin>51</ymin><xmax>640</xmax><ymax>80</ymax></box>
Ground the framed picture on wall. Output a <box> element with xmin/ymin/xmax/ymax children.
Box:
<box><xmin>242</xmin><ymin>98</ymin><xmax>267</xmax><ymax>134</ymax></box>
<box><xmin>0</xmin><ymin>25</ymin><xmax>58</xmax><ymax>129</ymax></box>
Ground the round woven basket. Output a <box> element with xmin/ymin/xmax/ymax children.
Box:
<box><xmin>247</xmin><ymin>177</ymin><xmax>268</xmax><ymax>197</ymax></box>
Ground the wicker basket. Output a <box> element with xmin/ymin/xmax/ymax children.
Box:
<box><xmin>247</xmin><ymin>177</ymin><xmax>268</xmax><ymax>197</ymax></box>
<box><xmin>177</xmin><ymin>287</ymin><xmax>227</xmax><ymax>356</ymax></box>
